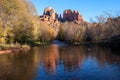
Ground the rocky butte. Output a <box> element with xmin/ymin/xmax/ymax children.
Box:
<box><xmin>63</xmin><ymin>9</ymin><xmax>84</xmax><ymax>24</ymax></box>
<box><xmin>40</xmin><ymin>7</ymin><xmax>59</xmax><ymax>26</ymax></box>
<box><xmin>40</xmin><ymin>7</ymin><xmax>84</xmax><ymax>25</ymax></box>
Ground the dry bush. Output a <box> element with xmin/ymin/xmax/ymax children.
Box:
<box><xmin>108</xmin><ymin>17</ymin><xmax>120</xmax><ymax>35</ymax></box>
<box><xmin>39</xmin><ymin>21</ymin><xmax>58</xmax><ymax>43</ymax></box>
<box><xmin>58</xmin><ymin>22</ymin><xmax>86</xmax><ymax>43</ymax></box>
<box><xmin>88</xmin><ymin>15</ymin><xmax>112</xmax><ymax>43</ymax></box>
<box><xmin>88</xmin><ymin>16</ymin><xmax>120</xmax><ymax>43</ymax></box>
<box><xmin>58</xmin><ymin>16</ymin><xmax>120</xmax><ymax>44</ymax></box>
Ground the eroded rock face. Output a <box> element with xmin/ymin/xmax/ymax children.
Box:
<box><xmin>40</xmin><ymin>7</ymin><xmax>85</xmax><ymax>25</ymax></box>
<box><xmin>44</xmin><ymin>7</ymin><xmax>55</xmax><ymax>19</ymax></box>
<box><xmin>40</xmin><ymin>7</ymin><xmax>59</xmax><ymax>26</ymax></box>
<box><xmin>63</xmin><ymin>9</ymin><xmax>84</xmax><ymax>24</ymax></box>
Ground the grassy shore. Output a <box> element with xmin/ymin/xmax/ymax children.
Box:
<box><xmin>0</xmin><ymin>43</ymin><xmax>30</xmax><ymax>54</ymax></box>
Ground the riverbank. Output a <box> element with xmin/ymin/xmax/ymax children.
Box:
<box><xmin>56</xmin><ymin>39</ymin><xmax>120</xmax><ymax>50</ymax></box>
<box><xmin>0</xmin><ymin>44</ymin><xmax>30</xmax><ymax>54</ymax></box>
<box><xmin>1</xmin><ymin>39</ymin><xmax>120</xmax><ymax>54</ymax></box>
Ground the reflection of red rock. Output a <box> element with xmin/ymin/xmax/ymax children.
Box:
<box><xmin>44</xmin><ymin>44</ymin><xmax>59</xmax><ymax>74</ymax></box>
<box><xmin>63</xmin><ymin>9</ymin><xmax>84</xmax><ymax>24</ymax></box>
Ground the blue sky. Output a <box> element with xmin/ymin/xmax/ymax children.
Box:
<box><xmin>31</xmin><ymin>0</ymin><xmax>120</xmax><ymax>21</ymax></box>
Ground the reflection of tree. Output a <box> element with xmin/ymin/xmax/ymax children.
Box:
<box><xmin>83</xmin><ymin>46</ymin><xmax>120</xmax><ymax>68</ymax></box>
<box><xmin>32</xmin><ymin>45</ymin><xmax>120</xmax><ymax>73</ymax></box>
<box><xmin>0</xmin><ymin>50</ymin><xmax>39</xmax><ymax>80</ymax></box>
<box><xmin>59</xmin><ymin>46</ymin><xmax>86</xmax><ymax>72</ymax></box>
<box><xmin>0</xmin><ymin>45</ymin><xmax>120</xmax><ymax>80</ymax></box>
<box><xmin>59</xmin><ymin>46</ymin><xmax>120</xmax><ymax>71</ymax></box>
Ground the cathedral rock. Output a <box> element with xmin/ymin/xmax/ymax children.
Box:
<box><xmin>63</xmin><ymin>9</ymin><xmax>84</xmax><ymax>24</ymax></box>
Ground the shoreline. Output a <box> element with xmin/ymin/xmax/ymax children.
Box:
<box><xmin>0</xmin><ymin>40</ymin><xmax>120</xmax><ymax>54</ymax></box>
<box><xmin>0</xmin><ymin>47</ymin><xmax>30</xmax><ymax>54</ymax></box>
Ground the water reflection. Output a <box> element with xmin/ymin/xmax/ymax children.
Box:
<box><xmin>0</xmin><ymin>44</ymin><xmax>120</xmax><ymax>80</ymax></box>
<box><xmin>59</xmin><ymin>46</ymin><xmax>86</xmax><ymax>72</ymax></box>
<box><xmin>39</xmin><ymin>44</ymin><xmax>59</xmax><ymax>74</ymax></box>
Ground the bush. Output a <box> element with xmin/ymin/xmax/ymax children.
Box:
<box><xmin>58</xmin><ymin>22</ymin><xmax>86</xmax><ymax>43</ymax></box>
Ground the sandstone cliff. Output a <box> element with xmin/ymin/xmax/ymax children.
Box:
<box><xmin>63</xmin><ymin>9</ymin><xmax>84</xmax><ymax>24</ymax></box>
<box><xmin>40</xmin><ymin>7</ymin><xmax>59</xmax><ymax>26</ymax></box>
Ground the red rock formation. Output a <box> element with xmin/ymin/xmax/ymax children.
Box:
<box><xmin>40</xmin><ymin>7</ymin><xmax>59</xmax><ymax>26</ymax></box>
<box><xmin>63</xmin><ymin>9</ymin><xmax>84</xmax><ymax>24</ymax></box>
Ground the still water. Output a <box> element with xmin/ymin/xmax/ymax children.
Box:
<box><xmin>0</xmin><ymin>42</ymin><xmax>120</xmax><ymax>80</ymax></box>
